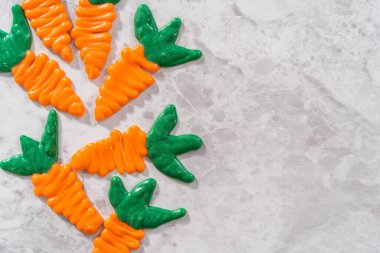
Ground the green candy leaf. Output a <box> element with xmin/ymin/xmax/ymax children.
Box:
<box><xmin>88</xmin><ymin>0</ymin><xmax>120</xmax><ymax>5</ymax></box>
<box><xmin>147</xmin><ymin>104</ymin><xmax>202</xmax><ymax>183</ymax></box>
<box><xmin>0</xmin><ymin>110</ymin><xmax>59</xmax><ymax>176</ymax></box>
<box><xmin>41</xmin><ymin>110</ymin><xmax>59</xmax><ymax>161</ymax></box>
<box><xmin>0</xmin><ymin>4</ymin><xmax>32</xmax><ymax>72</ymax></box>
<box><xmin>110</xmin><ymin>177</ymin><xmax>186</xmax><ymax>229</ymax></box>
<box><xmin>134</xmin><ymin>4</ymin><xmax>202</xmax><ymax>67</ymax></box>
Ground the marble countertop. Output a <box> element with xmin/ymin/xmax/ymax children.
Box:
<box><xmin>1</xmin><ymin>0</ymin><xmax>380</xmax><ymax>252</ymax></box>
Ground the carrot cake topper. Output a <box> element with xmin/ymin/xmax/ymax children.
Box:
<box><xmin>0</xmin><ymin>5</ymin><xmax>85</xmax><ymax>117</ymax></box>
<box><xmin>71</xmin><ymin>104</ymin><xmax>202</xmax><ymax>182</ymax></box>
<box><xmin>94</xmin><ymin>4</ymin><xmax>202</xmax><ymax>121</ymax></box>
<box><xmin>71</xmin><ymin>0</ymin><xmax>119</xmax><ymax>80</ymax></box>
<box><xmin>93</xmin><ymin>176</ymin><xmax>186</xmax><ymax>252</ymax></box>
<box><xmin>0</xmin><ymin>110</ymin><xmax>103</xmax><ymax>234</ymax></box>
<box><xmin>21</xmin><ymin>0</ymin><xmax>74</xmax><ymax>62</ymax></box>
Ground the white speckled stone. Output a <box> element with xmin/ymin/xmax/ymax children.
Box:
<box><xmin>1</xmin><ymin>0</ymin><xmax>380</xmax><ymax>252</ymax></box>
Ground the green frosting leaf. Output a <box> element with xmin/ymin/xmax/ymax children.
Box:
<box><xmin>110</xmin><ymin>176</ymin><xmax>186</xmax><ymax>229</ymax></box>
<box><xmin>88</xmin><ymin>0</ymin><xmax>120</xmax><ymax>5</ymax></box>
<box><xmin>41</xmin><ymin>110</ymin><xmax>59</xmax><ymax>161</ymax></box>
<box><xmin>134</xmin><ymin>4</ymin><xmax>202</xmax><ymax>67</ymax></box>
<box><xmin>0</xmin><ymin>110</ymin><xmax>59</xmax><ymax>176</ymax></box>
<box><xmin>0</xmin><ymin>4</ymin><xmax>32</xmax><ymax>72</ymax></box>
<box><xmin>147</xmin><ymin>104</ymin><xmax>202</xmax><ymax>183</ymax></box>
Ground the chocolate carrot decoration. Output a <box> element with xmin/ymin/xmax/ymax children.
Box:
<box><xmin>94</xmin><ymin>4</ymin><xmax>202</xmax><ymax>121</ymax></box>
<box><xmin>21</xmin><ymin>0</ymin><xmax>74</xmax><ymax>62</ymax></box>
<box><xmin>92</xmin><ymin>176</ymin><xmax>186</xmax><ymax>252</ymax></box>
<box><xmin>0</xmin><ymin>5</ymin><xmax>85</xmax><ymax>117</ymax></box>
<box><xmin>0</xmin><ymin>110</ymin><xmax>103</xmax><ymax>234</ymax></box>
<box><xmin>71</xmin><ymin>0</ymin><xmax>118</xmax><ymax>80</ymax></box>
<box><xmin>71</xmin><ymin>104</ymin><xmax>202</xmax><ymax>182</ymax></box>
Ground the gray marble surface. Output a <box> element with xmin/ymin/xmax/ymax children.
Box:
<box><xmin>1</xmin><ymin>0</ymin><xmax>380</xmax><ymax>252</ymax></box>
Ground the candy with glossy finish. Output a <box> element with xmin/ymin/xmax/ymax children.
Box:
<box><xmin>89</xmin><ymin>0</ymin><xmax>120</xmax><ymax>5</ymax></box>
<box><xmin>22</xmin><ymin>0</ymin><xmax>74</xmax><ymax>62</ymax></box>
<box><xmin>92</xmin><ymin>212</ymin><xmax>144</xmax><ymax>253</ymax></box>
<box><xmin>109</xmin><ymin>177</ymin><xmax>186</xmax><ymax>229</ymax></box>
<box><xmin>0</xmin><ymin>110</ymin><xmax>57</xmax><ymax>175</ymax></box>
<box><xmin>147</xmin><ymin>104</ymin><xmax>203</xmax><ymax>182</ymax></box>
<box><xmin>0</xmin><ymin>4</ymin><xmax>31</xmax><ymax>73</ymax></box>
<box><xmin>71</xmin><ymin>105</ymin><xmax>202</xmax><ymax>183</ymax></box>
<box><xmin>0</xmin><ymin>110</ymin><xmax>103</xmax><ymax>234</ymax></box>
<box><xmin>70</xmin><ymin>125</ymin><xmax>147</xmax><ymax>176</ymax></box>
<box><xmin>93</xmin><ymin>4</ymin><xmax>202</xmax><ymax>120</ymax></box>
<box><xmin>72</xmin><ymin>0</ymin><xmax>117</xmax><ymax>79</ymax></box>
<box><xmin>32</xmin><ymin>163</ymin><xmax>104</xmax><ymax>234</ymax></box>
<box><xmin>12</xmin><ymin>51</ymin><xmax>85</xmax><ymax>117</ymax></box>
<box><xmin>94</xmin><ymin>45</ymin><xmax>160</xmax><ymax>121</ymax></box>
<box><xmin>135</xmin><ymin>4</ymin><xmax>202</xmax><ymax>67</ymax></box>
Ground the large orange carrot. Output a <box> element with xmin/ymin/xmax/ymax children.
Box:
<box><xmin>21</xmin><ymin>0</ymin><xmax>74</xmax><ymax>62</ymax></box>
<box><xmin>71</xmin><ymin>105</ymin><xmax>203</xmax><ymax>183</ymax></box>
<box><xmin>95</xmin><ymin>45</ymin><xmax>160</xmax><ymax>121</ymax></box>
<box><xmin>32</xmin><ymin>163</ymin><xmax>103</xmax><ymax>234</ymax></box>
<box><xmin>71</xmin><ymin>125</ymin><xmax>147</xmax><ymax>176</ymax></box>
<box><xmin>12</xmin><ymin>51</ymin><xmax>85</xmax><ymax>117</ymax></box>
<box><xmin>0</xmin><ymin>5</ymin><xmax>85</xmax><ymax>117</ymax></box>
<box><xmin>71</xmin><ymin>0</ymin><xmax>117</xmax><ymax>80</ymax></box>
<box><xmin>0</xmin><ymin>111</ymin><xmax>103</xmax><ymax>234</ymax></box>
<box><xmin>94</xmin><ymin>4</ymin><xmax>202</xmax><ymax>121</ymax></box>
<box><xmin>92</xmin><ymin>177</ymin><xmax>186</xmax><ymax>252</ymax></box>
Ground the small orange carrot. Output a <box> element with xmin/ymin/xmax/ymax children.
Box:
<box><xmin>0</xmin><ymin>111</ymin><xmax>103</xmax><ymax>234</ymax></box>
<box><xmin>71</xmin><ymin>105</ymin><xmax>203</xmax><ymax>183</ymax></box>
<box><xmin>71</xmin><ymin>0</ymin><xmax>117</xmax><ymax>80</ymax></box>
<box><xmin>92</xmin><ymin>212</ymin><xmax>144</xmax><ymax>253</ymax></box>
<box><xmin>21</xmin><ymin>0</ymin><xmax>74</xmax><ymax>62</ymax></box>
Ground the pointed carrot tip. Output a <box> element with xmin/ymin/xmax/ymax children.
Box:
<box><xmin>61</xmin><ymin>47</ymin><xmax>73</xmax><ymax>62</ymax></box>
<box><xmin>86</xmin><ymin>65</ymin><xmax>100</xmax><ymax>80</ymax></box>
<box><xmin>94</xmin><ymin>108</ymin><xmax>107</xmax><ymax>121</ymax></box>
<box><xmin>69</xmin><ymin>103</ymin><xmax>86</xmax><ymax>117</ymax></box>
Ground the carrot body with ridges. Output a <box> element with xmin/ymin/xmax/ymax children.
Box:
<box><xmin>0</xmin><ymin>111</ymin><xmax>103</xmax><ymax>235</ymax></box>
<box><xmin>32</xmin><ymin>163</ymin><xmax>104</xmax><ymax>234</ymax></box>
<box><xmin>71</xmin><ymin>0</ymin><xmax>116</xmax><ymax>80</ymax></box>
<box><xmin>21</xmin><ymin>0</ymin><xmax>74</xmax><ymax>62</ymax></box>
<box><xmin>12</xmin><ymin>50</ymin><xmax>85</xmax><ymax>117</ymax></box>
<box><xmin>70</xmin><ymin>125</ymin><xmax>147</xmax><ymax>176</ymax></box>
<box><xmin>94</xmin><ymin>45</ymin><xmax>160</xmax><ymax>121</ymax></box>
<box><xmin>92</xmin><ymin>212</ymin><xmax>144</xmax><ymax>253</ymax></box>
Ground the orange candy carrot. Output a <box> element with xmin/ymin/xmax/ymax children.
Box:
<box><xmin>71</xmin><ymin>0</ymin><xmax>117</xmax><ymax>80</ymax></box>
<box><xmin>95</xmin><ymin>45</ymin><xmax>160</xmax><ymax>121</ymax></box>
<box><xmin>21</xmin><ymin>0</ymin><xmax>74</xmax><ymax>62</ymax></box>
<box><xmin>93</xmin><ymin>4</ymin><xmax>202</xmax><ymax>121</ymax></box>
<box><xmin>92</xmin><ymin>212</ymin><xmax>144</xmax><ymax>253</ymax></box>
<box><xmin>12</xmin><ymin>50</ymin><xmax>85</xmax><ymax>117</ymax></box>
<box><xmin>0</xmin><ymin>111</ymin><xmax>103</xmax><ymax>235</ymax></box>
<box><xmin>32</xmin><ymin>163</ymin><xmax>104</xmax><ymax>234</ymax></box>
<box><xmin>70</xmin><ymin>125</ymin><xmax>147</xmax><ymax>176</ymax></box>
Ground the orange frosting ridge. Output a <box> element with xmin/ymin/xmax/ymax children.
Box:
<box><xmin>12</xmin><ymin>51</ymin><xmax>85</xmax><ymax>117</ymax></box>
<box><xmin>71</xmin><ymin>126</ymin><xmax>147</xmax><ymax>176</ymax></box>
<box><xmin>31</xmin><ymin>163</ymin><xmax>103</xmax><ymax>234</ymax></box>
<box><xmin>71</xmin><ymin>0</ymin><xmax>116</xmax><ymax>80</ymax></box>
<box><xmin>22</xmin><ymin>0</ymin><xmax>74</xmax><ymax>62</ymax></box>
<box><xmin>92</xmin><ymin>212</ymin><xmax>144</xmax><ymax>253</ymax></box>
<box><xmin>94</xmin><ymin>45</ymin><xmax>160</xmax><ymax>121</ymax></box>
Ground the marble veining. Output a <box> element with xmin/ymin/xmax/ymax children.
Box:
<box><xmin>1</xmin><ymin>0</ymin><xmax>380</xmax><ymax>252</ymax></box>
